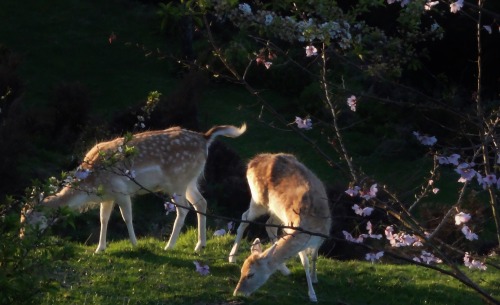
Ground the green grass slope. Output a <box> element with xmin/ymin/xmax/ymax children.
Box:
<box><xmin>41</xmin><ymin>229</ymin><xmax>498</xmax><ymax>305</ymax></box>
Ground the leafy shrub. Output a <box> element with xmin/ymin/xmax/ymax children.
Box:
<box><xmin>0</xmin><ymin>194</ymin><xmax>75</xmax><ymax>305</ymax></box>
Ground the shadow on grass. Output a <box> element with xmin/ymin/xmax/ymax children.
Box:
<box><xmin>108</xmin><ymin>246</ymin><xmax>197</xmax><ymax>269</ymax></box>
<box><xmin>319</xmin><ymin>262</ymin><xmax>495</xmax><ymax>305</ymax></box>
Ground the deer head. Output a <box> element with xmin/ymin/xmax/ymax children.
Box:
<box><xmin>233</xmin><ymin>238</ymin><xmax>278</xmax><ymax>297</ymax></box>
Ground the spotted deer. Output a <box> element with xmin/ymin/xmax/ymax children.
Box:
<box><xmin>21</xmin><ymin>124</ymin><xmax>246</xmax><ymax>253</ymax></box>
<box><xmin>231</xmin><ymin>153</ymin><xmax>331</xmax><ymax>302</ymax></box>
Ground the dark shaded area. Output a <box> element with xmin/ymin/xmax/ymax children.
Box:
<box><xmin>110</xmin><ymin>70</ymin><xmax>207</xmax><ymax>133</ymax></box>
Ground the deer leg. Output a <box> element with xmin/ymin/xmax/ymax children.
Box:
<box><xmin>310</xmin><ymin>247</ymin><xmax>319</xmax><ymax>283</ymax></box>
<box><xmin>265</xmin><ymin>215</ymin><xmax>279</xmax><ymax>242</ymax></box>
<box><xmin>229</xmin><ymin>199</ymin><xmax>267</xmax><ymax>263</ymax></box>
<box><xmin>96</xmin><ymin>200</ymin><xmax>115</xmax><ymax>253</ymax></box>
<box><xmin>266</xmin><ymin>215</ymin><xmax>291</xmax><ymax>276</ymax></box>
<box><xmin>299</xmin><ymin>250</ymin><xmax>318</xmax><ymax>302</ymax></box>
<box><xmin>164</xmin><ymin>191</ymin><xmax>189</xmax><ymax>250</ymax></box>
<box><xmin>186</xmin><ymin>182</ymin><xmax>207</xmax><ymax>252</ymax></box>
<box><xmin>116</xmin><ymin>195</ymin><xmax>137</xmax><ymax>248</ymax></box>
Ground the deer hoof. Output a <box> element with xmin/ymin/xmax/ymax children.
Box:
<box><xmin>228</xmin><ymin>254</ymin><xmax>237</xmax><ymax>263</ymax></box>
<box><xmin>194</xmin><ymin>243</ymin><xmax>205</xmax><ymax>252</ymax></box>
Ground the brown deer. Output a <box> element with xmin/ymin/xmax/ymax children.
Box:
<box><xmin>21</xmin><ymin>124</ymin><xmax>246</xmax><ymax>253</ymax></box>
<box><xmin>231</xmin><ymin>153</ymin><xmax>331</xmax><ymax>302</ymax></box>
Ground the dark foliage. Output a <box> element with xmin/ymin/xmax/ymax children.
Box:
<box><xmin>47</xmin><ymin>82</ymin><xmax>91</xmax><ymax>151</ymax></box>
<box><xmin>110</xmin><ymin>71</ymin><xmax>207</xmax><ymax>134</ymax></box>
<box><xmin>0</xmin><ymin>44</ymin><xmax>23</xmax><ymax>122</ymax></box>
<box><xmin>203</xmin><ymin>141</ymin><xmax>250</xmax><ymax>221</ymax></box>
<box><xmin>0</xmin><ymin>46</ymin><xmax>33</xmax><ymax>196</ymax></box>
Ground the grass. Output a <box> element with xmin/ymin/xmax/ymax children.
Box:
<box><xmin>40</xmin><ymin>228</ymin><xmax>499</xmax><ymax>305</ymax></box>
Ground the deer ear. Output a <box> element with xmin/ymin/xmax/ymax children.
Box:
<box><xmin>261</xmin><ymin>242</ymin><xmax>278</xmax><ymax>261</ymax></box>
<box><xmin>250</xmin><ymin>238</ymin><xmax>262</xmax><ymax>254</ymax></box>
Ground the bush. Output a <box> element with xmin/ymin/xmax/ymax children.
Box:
<box><xmin>0</xmin><ymin>195</ymin><xmax>75</xmax><ymax>305</ymax></box>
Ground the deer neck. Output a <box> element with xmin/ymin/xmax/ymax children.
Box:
<box><xmin>264</xmin><ymin>232</ymin><xmax>311</xmax><ymax>271</ymax></box>
<box><xmin>42</xmin><ymin>186</ymin><xmax>96</xmax><ymax>211</ymax></box>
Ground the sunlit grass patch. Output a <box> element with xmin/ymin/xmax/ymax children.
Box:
<box><xmin>40</xmin><ymin>228</ymin><xmax>499</xmax><ymax>305</ymax></box>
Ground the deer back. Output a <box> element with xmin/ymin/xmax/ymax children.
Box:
<box><xmin>247</xmin><ymin>153</ymin><xmax>331</xmax><ymax>235</ymax></box>
<box><xmin>78</xmin><ymin>127</ymin><xmax>209</xmax><ymax>195</ymax></box>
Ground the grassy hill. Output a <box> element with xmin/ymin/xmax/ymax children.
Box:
<box><xmin>40</xmin><ymin>229</ymin><xmax>499</xmax><ymax>305</ymax></box>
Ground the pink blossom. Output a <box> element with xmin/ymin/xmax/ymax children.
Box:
<box><xmin>365</xmin><ymin>221</ymin><xmax>382</xmax><ymax>239</ymax></box>
<box><xmin>75</xmin><ymin>168</ymin><xmax>91</xmax><ymax>180</ymax></box>
<box><xmin>387</xmin><ymin>0</ymin><xmax>409</xmax><ymax>7</ymax></box>
<box><xmin>365</xmin><ymin>251</ymin><xmax>384</xmax><ymax>263</ymax></box>
<box><xmin>447</xmin><ymin>154</ymin><xmax>461</xmax><ymax>165</ymax></box>
<box><xmin>164</xmin><ymin>201</ymin><xmax>176</xmax><ymax>215</ymax></box>
<box><xmin>345</xmin><ymin>186</ymin><xmax>361</xmax><ymax>197</ymax></box>
<box><xmin>385</xmin><ymin>227</ymin><xmax>422</xmax><ymax>247</ymax></box>
<box><xmin>424</xmin><ymin>1</ymin><xmax>439</xmax><ymax>10</ymax></box>
<box><xmin>347</xmin><ymin>95</ymin><xmax>357</xmax><ymax>112</ymax></box>
<box><xmin>360</xmin><ymin>184</ymin><xmax>378</xmax><ymax>200</ymax></box>
<box><xmin>455</xmin><ymin>162</ymin><xmax>477</xmax><ymax>182</ymax></box>
<box><xmin>483</xmin><ymin>25</ymin><xmax>492</xmax><ymax>34</ymax></box>
<box><xmin>343</xmin><ymin>223</ymin><xmax>382</xmax><ymax>244</ymax></box>
<box><xmin>342</xmin><ymin>230</ymin><xmax>364</xmax><ymax>244</ymax></box>
<box><xmin>108</xmin><ymin>32</ymin><xmax>117</xmax><ymax>44</ymax></box>
<box><xmin>213</xmin><ymin>229</ymin><xmax>226</xmax><ymax>236</ymax></box>
<box><xmin>477</xmin><ymin>173</ymin><xmax>497</xmax><ymax>189</ymax></box>
<box><xmin>432</xmin><ymin>188</ymin><xmax>439</xmax><ymax>194</ymax></box>
<box><xmin>464</xmin><ymin>253</ymin><xmax>487</xmax><ymax>270</ymax></box>
<box><xmin>295</xmin><ymin>116</ymin><xmax>312</xmax><ymax>130</ymax></box>
<box><xmin>413</xmin><ymin>240</ymin><xmax>424</xmax><ymax>247</ymax></box>
<box><xmin>384</xmin><ymin>226</ymin><xmax>394</xmax><ymax>240</ymax></box>
<box><xmin>193</xmin><ymin>261</ymin><xmax>210</xmax><ymax>275</ymax></box>
<box><xmin>461</xmin><ymin>225</ymin><xmax>478</xmax><ymax>241</ymax></box>
<box><xmin>450</xmin><ymin>0</ymin><xmax>464</xmax><ymax>13</ymax></box>
<box><xmin>414</xmin><ymin>251</ymin><xmax>442</xmax><ymax>264</ymax></box>
<box><xmin>401</xmin><ymin>234</ymin><xmax>417</xmax><ymax>246</ymax></box>
<box><xmin>305</xmin><ymin>45</ymin><xmax>318</xmax><ymax>57</ymax></box>
<box><xmin>455</xmin><ymin>212</ymin><xmax>471</xmax><ymax>225</ymax></box>
<box><xmin>436</xmin><ymin>156</ymin><xmax>448</xmax><ymax>164</ymax></box>
<box><xmin>413</xmin><ymin>131</ymin><xmax>437</xmax><ymax>146</ymax></box>
<box><xmin>366</xmin><ymin>221</ymin><xmax>373</xmax><ymax>235</ymax></box>
<box><xmin>125</xmin><ymin>169</ymin><xmax>136</xmax><ymax>179</ymax></box>
<box><xmin>214</xmin><ymin>221</ymin><xmax>234</xmax><ymax>236</ymax></box>
<box><xmin>437</xmin><ymin>153</ymin><xmax>460</xmax><ymax>165</ymax></box>
<box><xmin>255</xmin><ymin>56</ymin><xmax>273</xmax><ymax>69</ymax></box>
<box><xmin>352</xmin><ymin>204</ymin><xmax>374</xmax><ymax>217</ymax></box>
